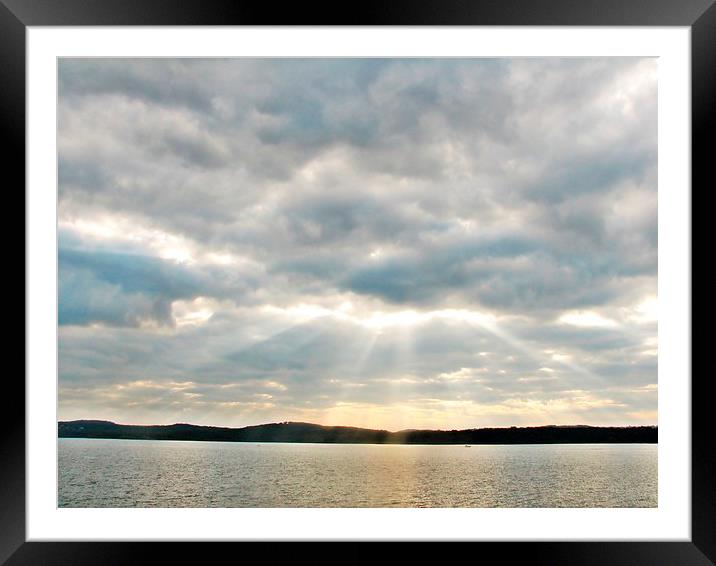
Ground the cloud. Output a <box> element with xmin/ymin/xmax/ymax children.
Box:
<box><xmin>58</xmin><ymin>234</ymin><xmax>265</xmax><ymax>327</ymax></box>
<box><xmin>58</xmin><ymin>308</ymin><xmax>657</xmax><ymax>428</ymax></box>
<box><xmin>57</xmin><ymin>58</ymin><xmax>657</xmax><ymax>429</ymax></box>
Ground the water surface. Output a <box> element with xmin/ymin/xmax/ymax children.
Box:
<box><xmin>58</xmin><ymin>438</ymin><xmax>657</xmax><ymax>508</ymax></box>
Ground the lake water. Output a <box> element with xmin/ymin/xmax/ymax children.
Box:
<box><xmin>58</xmin><ymin>439</ymin><xmax>657</xmax><ymax>508</ymax></box>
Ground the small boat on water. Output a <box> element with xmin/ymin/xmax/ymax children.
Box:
<box><xmin>464</xmin><ymin>445</ymin><xmax>471</xmax><ymax>448</ymax></box>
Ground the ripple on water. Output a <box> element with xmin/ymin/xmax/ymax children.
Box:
<box><xmin>58</xmin><ymin>439</ymin><xmax>657</xmax><ymax>508</ymax></box>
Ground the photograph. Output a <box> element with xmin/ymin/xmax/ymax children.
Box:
<box><xmin>56</xmin><ymin>56</ymin><xmax>659</xmax><ymax>509</ymax></box>
<box><xmin>6</xmin><ymin>0</ymin><xmax>708</xmax><ymax>558</ymax></box>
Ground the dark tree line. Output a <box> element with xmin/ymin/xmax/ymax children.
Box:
<box><xmin>58</xmin><ymin>420</ymin><xmax>657</xmax><ymax>444</ymax></box>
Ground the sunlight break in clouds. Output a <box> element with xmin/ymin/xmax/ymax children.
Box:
<box><xmin>58</xmin><ymin>58</ymin><xmax>657</xmax><ymax>430</ymax></box>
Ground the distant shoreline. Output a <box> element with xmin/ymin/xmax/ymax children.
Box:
<box><xmin>58</xmin><ymin>420</ymin><xmax>658</xmax><ymax>445</ymax></box>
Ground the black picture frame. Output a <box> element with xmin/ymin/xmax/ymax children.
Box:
<box><xmin>6</xmin><ymin>0</ymin><xmax>709</xmax><ymax>563</ymax></box>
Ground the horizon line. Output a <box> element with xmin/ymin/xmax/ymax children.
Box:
<box><xmin>58</xmin><ymin>418</ymin><xmax>659</xmax><ymax>434</ymax></box>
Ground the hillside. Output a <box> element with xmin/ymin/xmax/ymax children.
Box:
<box><xmin>58</xmin><ymin>420</ymin><xmax>658</xmax><ymax>444</ymax></box>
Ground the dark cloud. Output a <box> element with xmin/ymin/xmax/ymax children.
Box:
<box><xmin>59</xmin><ymin>243</ymin><xmax>264</xmax><ymax>327</ymax></box>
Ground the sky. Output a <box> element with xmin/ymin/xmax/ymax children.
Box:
<box><xmin>57</xmin><ymin>58</ymin><xmax>657</xmax><ymax>430</ymax></box>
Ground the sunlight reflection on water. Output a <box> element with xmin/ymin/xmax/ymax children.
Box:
<box><xmin>58</xmin><ymin>439</ymin><xmax>656</xmax><ymax>508</ymax></box>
